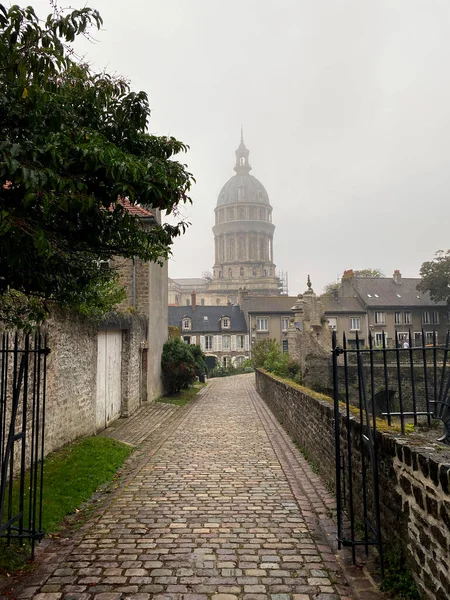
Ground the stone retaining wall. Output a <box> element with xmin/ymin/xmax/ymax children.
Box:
<box><xmin>256</xmin><ymin>369</ymin><xmax>450</xmax><ymax>600</ymax></box>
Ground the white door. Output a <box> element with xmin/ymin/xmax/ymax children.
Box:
<box><xmin>96</xmin><ymin>331</ymin><xmax>122</xmax><ymax>431</ymax></box>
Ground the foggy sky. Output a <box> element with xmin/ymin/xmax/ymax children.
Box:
<box><xmin>30</xmin><ymin>0</ymin><xmax>450</xmax><ymax>294</ymax></box>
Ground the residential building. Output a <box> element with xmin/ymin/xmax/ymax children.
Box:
<box><xmin>168</xmin><ymin>292</ymin><xmax>250</xmax><ymax>368</ymax></box>
<box><xmin>323</xmin><ymin>269</ymin><xmax>448</xmax><ymax>347</ymax></box>
<box><xmin>113</xmin><ymin>199</ymin><xmax>168</xmax><ymax>400</ymax></box>
<box><xmin>238</xmin><ymin>288</ymin><xmax>298</xmax><ymax>353</ymax></box>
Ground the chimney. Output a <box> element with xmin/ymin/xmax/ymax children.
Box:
<box><xmin>238</xmin><ymin>287</ymin><xmax>249</xmax><ymax>308</ymax></box>
<box><xmin>340</xmin><ymin>269</ymin><xmax>355</xmax><ymax>297</ymax></box>
<box><xmin>191</xmin><ymin>291</ymin><xmax>197</xmax><ymax>310</ymax></box>
<box><xmin>393</xmin><ymin>270</ymin><xmax>402</xmax><ymax>285</ymax></box>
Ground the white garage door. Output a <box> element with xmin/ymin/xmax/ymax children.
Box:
<box><xmin>96</xmin><ymin>330</ymin><xmax>122</xmax><ymax>431</ymax></box>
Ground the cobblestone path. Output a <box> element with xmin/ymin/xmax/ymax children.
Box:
<box><xmin>4</xmin><ymin>375</ymin><xmax>383</xmax><ymax>600</ymax></box>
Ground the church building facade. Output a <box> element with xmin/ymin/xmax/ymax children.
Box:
<box><xmin>169</xmin><ymin>133</ymin><xmax>282</xmax><ymax>306</ymax></box>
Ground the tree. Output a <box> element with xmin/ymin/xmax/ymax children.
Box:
<box><xmin>0</xmin><ymin>4</ymin><xmax>193</xmax><ymax>319</ymax></box>
<box><xmin>417</xmin><ymin>250</ymin><xmax>450</xmax><ymax>304</ymax></box>
<box><xmin>161</xmin><ymin>339</ymin><xmax>204</xmax><ymax>394</ymax></box>
<box><xmin>322</xmin><ymin>269</ymin><xmax>385</xmax><ymax>296</ymax></box>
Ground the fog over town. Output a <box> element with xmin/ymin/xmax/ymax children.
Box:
<box><xmin>32</xmin><ymin>0</ymin><xmax>450</xmax><ymax>294</ymax></box>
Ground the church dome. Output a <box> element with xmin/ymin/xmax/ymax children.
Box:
<box><xmin>216</xmin><ymin>131</ymin><xmax>271</xmax><ymax>207</ymax></box>
<box><xmin>217</xmin><ymin>174</ymin><xmax>270</xmax><ymax>206</ymax></box>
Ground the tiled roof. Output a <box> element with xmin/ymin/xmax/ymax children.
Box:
<box><xmin>243</xmin><ymin>296</ymin><xmax>298</xmax><ymax>314</ymax></box>
<box><xmin>118</xmin><ymin>197</ymin><xmax>154</xmax><ymax>219</ymax></box>
<box><xmin>168</xmin><ymin>305</ymin><xmax>247</xmax><ymax>333</ymax></box>
<box><xmin>353</xmin><ymin>278</ymin><xmax>446</xmax><ymax>308</ymax></box>
<box><xmin>322</xmin><ymin>296</ymin><xmax>366</xmax><ymax>314</ymax></box>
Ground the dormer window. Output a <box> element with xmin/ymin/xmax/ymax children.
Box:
<box><xmin>221</xmin><ymin>317</ymin><xmax>231</xmax><ymax>330</ymax></box>
<box><xmin>182</xmin><ymin>317</ymin><xmax>192</xmax><ymax>331</ymax></box>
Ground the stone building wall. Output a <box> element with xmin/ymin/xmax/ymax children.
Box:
<box><xmin>99</xmin><ymin>312</ymin><xmax>148</xmax><ymax>416</ymax></box>
<box><xmin>147</xmin><ymin>260</ymin><xmax>168</xmax><ymax>399</ymax></box>
<box><xmin>256</xmin><ymin>369</ymin><xmax>450</xmax><ymax>600</ymax></box>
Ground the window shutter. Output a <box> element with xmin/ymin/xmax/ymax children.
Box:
<box><xmin>217</xmin><ymin>335</ymin><xmax>222</xmax><ymax>351</ymax></box>
<box><xmin>200</xmin><ymin>335</ymin><xmax>205</xmax><ymax>350</ymax></box>
<box><xmin>191</xmin><ymin>335</ymin><xmax>196</xmax><ymax>345</ymax></box>
<box><xmin>245</xmin><ymin>335</ymin><xmax>250</xmax><ymax>351</ymax></box>
<box><xmin>231</xmin><ymin>335</ymin><xmax>237</xmax><ymax>351</ymax></box>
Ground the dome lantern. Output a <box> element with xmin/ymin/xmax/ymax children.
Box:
<box><xmin>234</xmin><ymin>126</ymin><xmax>251</xmax><ymax>175</ymax></box>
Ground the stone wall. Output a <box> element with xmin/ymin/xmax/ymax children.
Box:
<box><xmin>41</xmin><ymin>310</ymin><xmax>97</xmax><ymax>457</ymax></box>
<box><xmin>256</xmin><ymin>369</ymin><xmax>450</xmax><ymax>600</ymax></box>
<box><xmin>27</xmin><ymin>310</ymin><xmax>148</xmax><ymax>459</ymax></box>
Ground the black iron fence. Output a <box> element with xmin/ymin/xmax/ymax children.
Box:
<box><xmin>0</xmin><ymin>332</ymin><xmax>50</xmax><ymax>556</ymax></box>
<box><xmin>332</xmin><ymin>329</ymin><xmax>450</xmax><ymax>577</ymax></box>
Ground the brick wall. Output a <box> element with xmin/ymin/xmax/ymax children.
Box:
<box><xmin>256</xmin><ymin>369</ymin><xmax>450</xmax><ymax>600</ymax></box>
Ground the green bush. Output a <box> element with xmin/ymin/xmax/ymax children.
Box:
<box><xmin>209</xmin><ymin>363</ymin><xmax>253</xmax><ymax>378</ymax></box>
<box><xmin>251</xmin><ymin>339</ymin><xmax>279</xmax><ymax>368</ymax></box>
<box><xmin>161</xmin><ymin>338</ymin><xmax>198</xmax><ymax>394</ymax></box>
<box><xmin>253</xmin><ymin>339</ymin><xmax>302</xmax><ymax>383</ymax></box>
<box><xmin>187</xmin><ymin>343</ymin><xmax>208</xmax><ymax>377</ymax></box>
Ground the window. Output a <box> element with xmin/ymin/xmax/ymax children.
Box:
<box><xmin>185</xmin><ymin>299</ymin><xmax>190</xmax><ymax>306</ymax></box>
<box><xmin>414</xmin><ymin>332</ymin><xmax>422</xmax><ymax>347</ymax></box>
<box><xmin>256</xmin><ymin>317</ymin><xmax>269</xmax><ymax>331</ymax></box>
<box><xmin>374</xmin><ymin>332</ymin><xmax>387</xmax><ymax>347</ymax></box>
<box><xmin>240</xmin><ymin>267</ymin><xmax>244</xmax><ymax>277</ymax></box>
<box><xmin>375</xmin><ymin>312</ymin><xmax>385</xmax><ymax>325</ymax></box>
<box><xmin>282</xmin><ymin>339</ymin><xmax>289</xmax><ymax>352</ymax></box>
<box><xmin>182</xmin><ymin>318</ymin><xmax>191</xmax><ymax>330</ymax></box>
<box><xmin>281</xmin><ymin>317</ymin><xmax>289</xmax><ymax>331</ymax></box>
<box><xmin>327</xmin><ymin>317</ymin><xmax>337</xmax><ymax>331</ymax></box>
<box><xmin>394</xmin><ymin>312</ymin><xmax>402</xmax><ymax>325</ymax></box>
<box><xmin>228</xmin><ymin>268</ymin><xmax>232</xmax><ymax>278</ymax></box>
<box><xmin>432</xmin><ymin>311</ymin><xmax>439</xmax><ymax>324</ymax></box>
<box><xmin>350</xmin><ymin>317</ymin><xmax>360</xmax><ymax>331</ymax></box>
<box><xmin>423</xmin><ymin>311</ymin><xmax>430</xmax><ymax>325</ymax></box>
<box><xmin>252</xmin><ymin>267</ymin><xmax>257</xmax><ymax>276</ymax></box>
<box><xmin>216</xmin><ymin>298</ymin><xmax>221</xmax><ymax>305</ymax></box>
<box><xmin>205</xmin><ymin>335</ymin><xmax>213</xmax><ymax>351</ymax></box>
<box><xmin>222</xmin><ymin>335</ymin><xmax>231</xmax><ymax>350</ymax></box>
<box><xmin>404</xmin><ymin>311</ymin><xmax>411</xmax><ymax>325</ymax></box>
<box><xmin>426</xmin><ymin>331</ymin><xmax>437</xmax><ymax>345</ymax></box>
<box><xmin>183</xmin><ymin>336</ymin><xmax>190</xmax><ymax>345</ymax></box>
<box><xmin>222</xmin><ymin>317</ymin><xmax>230</xmax><ymax>329</ymax></box>
<box><xmin>201</xmin><ymin>298</ymin><xmax>205</xmax><ymax>306</ymax></box>
<box><xmin>223</xmin><ymin>356</ymin><xmax>231</xmax><ymax>367</ymax></box>
<box><xmin>235</xmin><ymin>356</ymin><xmax>245</xmax><ymax>366</ymax></box>
<box><xmin>237</xmin><ymin>335</ymin><xmax>245</xmax><ymax>350</ymax></box>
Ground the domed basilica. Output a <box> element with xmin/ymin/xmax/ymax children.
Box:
<box><xmin>168</xmin><ymin>133</ymin><xmax>283</xmax><ymax>306</ymax></box>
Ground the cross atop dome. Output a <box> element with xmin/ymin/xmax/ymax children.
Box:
<box><xmin>234</xmin><ymin>127</ymin><xmax>251</xmax><ymax>175</ymax></box>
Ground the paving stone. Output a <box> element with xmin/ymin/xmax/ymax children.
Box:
<box><xmin>3</xmin><ymin>376</ymin><xmax>382</xmax><ymax>600</ymax></box>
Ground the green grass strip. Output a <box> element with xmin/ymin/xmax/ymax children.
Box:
<box><xmin>157</xmin><ymin>382</ymin><xmax>206</xmax><ymax>406</ymax></box>
<box><xmin>38</xmin><ymin>436</ymin><xmax>133</xmax><ymax>532</ymax></box>
<box><xmin>0</xmin><ymin>436</ymin><xmax>132</xmax><ymax>575</ymax></box>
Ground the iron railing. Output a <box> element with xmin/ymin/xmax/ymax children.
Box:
<box><xmin>0</xmin><ymin>332</ymin><xmax>50</xmax><ymax>556</ymax></box>
<box><xmin>332</xmin><ymin>329</ymin><xmax>450</xmax><ymax>577</ymax></box>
